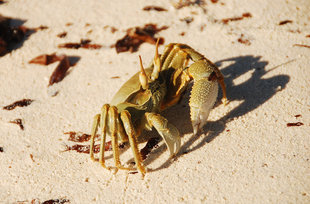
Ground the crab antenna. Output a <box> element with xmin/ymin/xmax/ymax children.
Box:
<box><xmin>139</xmin><ymin>55</ymin><xmax>149</xmax><ymax>90</ymax></box>
<box><xmin>151</xmin><ymin>38</ymin><xmax>161</xmax><ymax>80</ymax></box>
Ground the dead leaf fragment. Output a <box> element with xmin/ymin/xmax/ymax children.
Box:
<box><xmin>9</xmin><ymin>118</ymin><xmax>24</xmax><ymax>130</ymax></box>
<box><xmin>287</xmin><ymin>122</ymin><xmax>304</xmax><ymax>127</ymax></box>
<box><xmin>279</xmin><ymin>20</ymin><xmax>293</xmax><ymax>25</ymax></box>
<box><xmin>143</xmin><ymin>6</ymin><xmax>167</xmax><ymax>12</ymax></box>
<box><xmin>222</xmin><ymin>12</ymin><xmax>252</xmax><ymax>24</ymax></box>
<box><xmin>49</xmin><ymin>55</ymin><xmax>71</xmax><ymax>86</ymax></box>
<box><xmin>115</xmin><ymin>24</ymin><xmax>168</xmax><ymax>53</ymax></box>
<box><xmin>29</xmin><ymin>53</ymin><xmax>61</xmax><ymax>65</ymax></box>
<box><xmin>65</xmin><ymin>131</ymin><xmax>92</xmax><ymax>142</ymax></box>
<box><xmin>237</xmin><ymin>34</ymin><xmax>251</xmax><ymax>45</ymax></box>
<box><xmin>42</xmin><ymin>198</ymin><xmax>70</xmax><ymax>204</ymax></box>
<box><xmin>293</xmin><ymin>44</ymin><xmax>310</xmax><ymax>49</ymax></box>
<box><xmin>3</xmin><ymin>99</ymin><xmax>34</xmax><ymax>110</ymax></box>
<box><xmin>57</xmin><ymin>32</ymin><xmax>67</xmax><ymax>38</ymax></box>
<box><xmin>58</xmin><ymin>39</ymin><xmax>102</xmax><ymax>49</ymax></box>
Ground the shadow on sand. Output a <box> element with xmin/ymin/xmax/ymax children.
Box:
<box><xmin>145</xmin><ymin>55</ymin><xmax>290</xmax><ymax>171</ymax></box>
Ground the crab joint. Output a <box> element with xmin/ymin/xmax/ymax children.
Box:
<box><xmin>139</xmin><ymin>55</ymin><xmax>149</xmax><ymax>90</ymax></box>
<box><xmin>151</xmin><ymin>39</ymin><xmax>161</xmax><ymax>80</ymax></box>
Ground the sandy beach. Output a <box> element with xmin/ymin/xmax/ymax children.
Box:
<box><xmin>0</xmin><ymin>0</ymin><xmax>309</xmax><ymax>203</ymax></box>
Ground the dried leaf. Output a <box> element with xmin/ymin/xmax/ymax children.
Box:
<box><xmin>64</xmin><ymin>131</ymin><xmax>92</xmax><ymax>142</ymax></box>
<box><xmin>57</xmin><ymin>32</ymin><xmax>67</xmax><ymax>38</ymax></box>
<box><xmin>58</xmin><ymin>39</ymin><xmax>102</xmax><ymax>49</ymax></box>
<box><xmin>143</xmin><ymin>6</ymin><xmax>167</xmax><ymax>12</ymax></box>
<box><xmin>293</xmin><ymin>44</ymin><xmax>310</xmax><ymax>49</ymax></box>
<box><xmin>49</xmin><ymin>55</ymin><xmax>71</xmax><ymax>86</ymax></box>
<box><xmin>29</xmin><ymin>53</ymin><xmax>61</xmax><ymax>65</ymax></box>
<box><xmin>287</xmin><ymin>122</ymin><xmax>304</xmax><ymax>127</ymax></box>
<box><xmin>279</xmin><ymin>20</ymin><xmax>293</xmax><ymax>25</ymax></box>
<box><xmin>237</xmin><ymin>34</ymin><xmax>251</xmax><ymax>45</ymax></box>
<box><xmin>42</xmin><ymin>198</ymin><xmax>70</xmax><ymax>204</ymax></box>
<box><xmin>9</xmin><ymin>118</ymin><xmax>24</xmax><ymax>130</ymax></box>
<box><xmin>115</xmin><ymin>24</ymin><xmax>168</xmax><ymax>53</ymax></box>
<box><xmin>222</xmin><ymin>12</ymin><xmax>252</xmax><ymax>24</ymax></box>
<box><xmin>3</xmin><ymin>99</ymin><xmax>34</xmax><ymax>110</ymax></box>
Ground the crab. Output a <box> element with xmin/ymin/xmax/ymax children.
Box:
<box><xmin>89</xmin><ymin>41</ymin><xmax>227</xmax><ymax>176</ymax></box>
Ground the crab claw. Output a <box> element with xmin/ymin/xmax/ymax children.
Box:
<box><xmin>190</xmin><ymin>79</ymin><xmax>218</xmax><ymax>135</ymax></box>
<box><xmin>188</xmin><ymin>60</ymin><xmax>220</xmax><ymax>135</ymax></box>
<box><xmin>145</xmin><ymin>112</ymin><xmax>181</xmax><ymax>157</ymax></box>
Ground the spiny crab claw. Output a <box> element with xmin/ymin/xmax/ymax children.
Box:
<box><xmin>187</xmin><ymin>59</ymin><xmax>224</xmax><ymax>135</ymax></box>
<box><xmin>189</xmin><ymin>77</ymin><xmax>219</xmax><ymax>135</ymax></box>
<box><xmin>145</xmin><ymin>112</ymin><xmax>181</xmax><ymax>157</ymax></box>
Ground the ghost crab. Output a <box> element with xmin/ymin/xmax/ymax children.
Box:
<box><xmin>90</xmin><ymin>41</ymin><xmax>227</xmax><ymax>176</ymax></box>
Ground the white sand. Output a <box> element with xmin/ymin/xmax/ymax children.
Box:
<box><xmin>0</xmin><ymin>0</ymin><xmax>309</xmax><ymax>203</ymax></box>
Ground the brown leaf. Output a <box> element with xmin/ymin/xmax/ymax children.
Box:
<box><xmin>64</xmin><ymin>141</ymin><xmax>123</xmax><ymax>154</ymax></box>
<box><xmin>9</xmin><ymin>118</ymin><xmax>24</xmax><ymax>130</ymax></box>
<box><xmin>115</xmin><ymin>24</ymin><xmax>168</xmax><ymax>53</ymax></box>
<box><xmin>42</xmin><ymin>198</ymin><xmax>70</xmax><ymax>204</ymax></box>
<box><xmin>222</xmin><ymin>12</ymin><xmax>252</xmax><ymax>24</ymax></box>
<box><xmin>287</xmin><ymin>122</ymin><xmax>304</xmax><ymax>127</ymax></box>
<box><xmin>279</xmin><ymin>20</ymin><xmax>293</xmax><ymax>25</ymax></box>
<box><xmin>143</xmin><ymin>6</ymin><xmax>167</xmax><ymax>12</ymax></box>
<box><xmin>3</xmin><ymin>99</ymin><xmax>34</xmax><ymax>110</ymax></box>
<box><xmin>49</xmin><ymin>55</ymin><xmax>71</xmax><ymax>86</ymax></box>
<box><xmin>237</xmin><ymin>34</ymin><xmax>251</xmax><ymax>45</ymax></box>
<box><xmin>29</xmin><ymin>53</ymin><xmax>61</xmax><ymax>65</ymax></box>
<box><xmin>65</xmin><ymin>131</ymin><xmax>92</xmax><ymax>142</ymax></box>
<box><xmin>57</xmin><ymin>32</ymin><xmax>67</xmax><ymax>38</ymax></box>
<box><xmin>58</xmin><ymin>39</ymin><xmax>102</xmax><ymax>49</ymax></box>
<box><xmin>293</xmin><ymin>44</ymin><xmax>310</xmax><ymax>49</ymax></box>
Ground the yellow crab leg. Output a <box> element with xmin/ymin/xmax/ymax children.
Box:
<box><xmin>90</xmin><ymin>114</ymin><xmax>100</xmax><ymax>160</ymax></box>
<box><xmin>145</xmin><ymin>112</ymin><xmax>181</xmax><ymax>157</ymax></box>
<box><xmin>109</xmin><ymin>106</ymin><xmax>132</xmax><ymax>173</ymax></box>
<box><xmin>160</xmin><ymin>45</ymin><xmax>183</xmax><ymax>71</ymax></box>
<box><xmin>120</xmin><ymin>110</ymin><xmax>146</xmax><ymax>176</ymax></box>
<box><xmin>99</xmin><ymin>104</ymin><xmax>109</xmax><ymax>169</ymax></box>
<box><xmin>174</xmin><ymin>43</ymin><xmax>205</xmax><ymax>61</ymax></box>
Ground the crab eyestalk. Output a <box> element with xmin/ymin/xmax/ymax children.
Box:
<box><xmin>139</xmin><ymin>55</ymin><xmax>149</xmax><ymax>90</ymax></box>
<box><xmin>151</xmin><ymin>39</ymin><xmax>161</xmax><ymax>81</ymax></box>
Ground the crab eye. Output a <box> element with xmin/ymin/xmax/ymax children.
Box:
<box><xmin>138</xmin><ymin>55</ymin><xmax>149</xmax><ymax>90</ymax></box>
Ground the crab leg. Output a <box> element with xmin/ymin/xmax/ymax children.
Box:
<box><xmin>99</xmin><ymin>104</ymin><xmax>109</xmax><ymax>169</ymax></box>
<box><xmin>109</xmin><ymin>106</ymin><xmax>132</xmax><ymax>173</ymax></box>
<box><xmin>160</xmin><ymin>44</ymin><xmax>189</xmax><ymax>71</ymax></box>
<box><xmin>145</xmin><ymin>112</ymin><xmax>181</xmax><ymax>157</ymax></box>
<box><xmin>120</xmin><ymin>110</ymin><xmax>146</xmax><ymax>176</ymax></box>
<box><xmin>90</xmin><ymin>114</ymin><xmax>100</xmax><ymax>160</ymax></box>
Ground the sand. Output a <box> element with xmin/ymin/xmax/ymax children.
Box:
<box><xmin>0</xmin><ymin>0</ymin><xmax>309</xmax><ymax>203</ymax></box>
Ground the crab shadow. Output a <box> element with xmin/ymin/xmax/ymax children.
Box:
<box><xmin>145</xmin><ymin>55</ymin><xmax>290</xmax><ymax>172</ymax></box>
